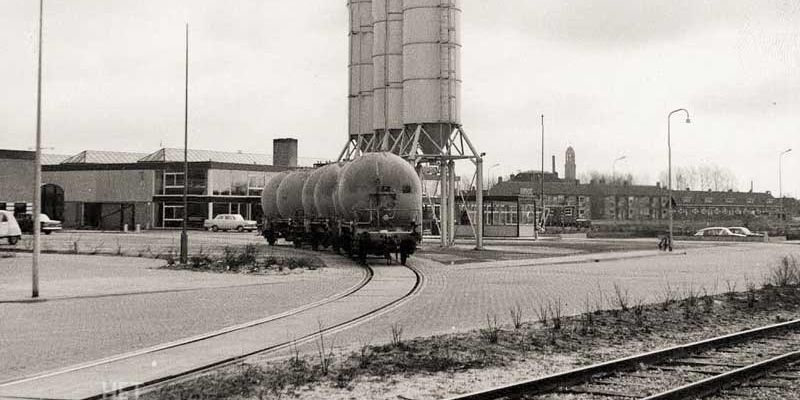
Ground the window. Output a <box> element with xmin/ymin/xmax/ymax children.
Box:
<box><xmin>163</xmin><ymin>205</ymin><xmax>183</xmax><ymax>222</ymax></box>
<box><xmin>248</xmin><ymin>174</ymin><xmax>266</xmax><ymax>197</ymax></box>
<box><xmin>704</xmin><ymin>197</ymin><xmax>713</xmax><ymax>204</ymax></box>
<box><xmin>0</xmin><ymin>214</ymin><xmax>7</xmax><ymax>223</ymax></box>
<box><xmin>746</xmin><ymin>198</ymin><xmax>754</xmax><ymax>204</ymax></box>
<box><xmin>163</xmin><ymin>172</ymin><xmax>184</xmax><ymax>195</ymax></box>
<box><xmin>725</xmin><ymin>198</ymin><xmax>734</xmax><ymax>204</ymax></box>
<box><xmin>682</xmin><ymin>197</ymin><xmax>692</xmax><ymax>204</ymax></box>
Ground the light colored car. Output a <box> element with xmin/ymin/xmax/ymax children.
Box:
<box><xmin>693</xmin><ymin>227</ymin><xmax>746</xmax><ymax>237</ymax></box>
<box><xmin>727</xmin><ymin>227</ymin><xmax>762</xmax><ymax>237</ymax></box>
<box><xmin>203</xmin><ymin>214</ymin><xmax>258</xmax><ymax>232</ymax></box>
<box><xmin>0</xmin><ymin>211</ymin><xmax>22</xmax><ymax>245</ymax></box>
<box><xmin>19</xmin><ymin>213</ymin><xmax>62</xmax><ymax>235</ymax></box>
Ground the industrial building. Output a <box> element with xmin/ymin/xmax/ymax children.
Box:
<box><xmin>454</xmin><ymin>147</ymin><xmax>787</xmax><ymax>237</ymax></box>
<box><xmin>0</xmin><ymin>139</ymin><xmax>299</xmax><ymax>230</ymax></box>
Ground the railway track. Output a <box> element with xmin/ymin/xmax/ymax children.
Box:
<box><xmin>121</xmin><ymin>261</ymin><xmax>424</xmax><ymax>400</ymax></box>
<box><xmin>448</xmin><ymin>319</ymin><xmax>800</xmax><ymax>400</ymax></box>
<box><xmin>0</xmin><ymin>256</ymin><xmax>424</xmax><ymax>400</ymax></box>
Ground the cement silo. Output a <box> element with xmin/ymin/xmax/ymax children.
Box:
<box><xmin>372</xmin><ymin>0</ymin><xmax>404</xmax><ymax>145</ymax></box>
<box><xmin>358</xmin><ymin>0</ymin><xmax>374</xmax><ymax>137</ymax></box>
<box><xmin>348</xmin><ymin>1</ymin><xmax>363</xmax><ymax>139</ymax></box>
<box><xmin>402</xmin><ymin>0</ymin><xmax>461</xmax><ymax>152</ymax></box>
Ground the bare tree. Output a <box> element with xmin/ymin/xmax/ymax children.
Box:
<box><xmin>581</xmin><ymin>170</ymin><xmax>636</xmax><ymax>186</ymax></box>
<box><xmin>659</xmin><ymin>164</ymin><xmax>737</xmax><ymax>191</ymax></box>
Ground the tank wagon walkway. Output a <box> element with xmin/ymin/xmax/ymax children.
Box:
<box><xmin>0</xmin><ymin>258</ymin><xmax>419</xmax><ymax>400</ymax></box>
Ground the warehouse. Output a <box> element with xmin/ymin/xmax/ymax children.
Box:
<box><xmin>0</xmin><ymin>138</ymin><xmax>299</xmax><ymax>230</ymax></box>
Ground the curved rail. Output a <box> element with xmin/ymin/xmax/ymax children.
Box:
<box><xmin>0</xmin><ymin>261</ymin><xmax>373</xmax><ymax>388</ymax></box>
<box><xmin>101</xmin><ymin>262</ymin><xmax>424</xmax><ymax>400</ymax></box>
<box><xmin>447</xmin><ymin>318</ymin><xmax>800</xmax><ymax>400</ymax></box>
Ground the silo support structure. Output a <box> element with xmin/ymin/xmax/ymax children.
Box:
<box><xmin>475</xmin><ymin>157</ymin><xmax>483</xmax><ymax>250</ymax></box>
<box><xmin>439</xmin><ymin>160</ymin><xmax>449</xmax><ymax>247</ymax></box>
<box><xmin>448</xmin><ymin>160</ymin><xmax>456</xmax><ymax>245</ymax></box>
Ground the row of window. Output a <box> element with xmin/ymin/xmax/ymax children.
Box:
<box><xmin>155</xmin><ymin>169</ymin><xmax>274</xmax><ymax>197</ymax></box>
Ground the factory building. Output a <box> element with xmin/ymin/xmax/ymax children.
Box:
<box><xmin>0</xmin><ymin>139</ymin><xmax>299</xmax><ymax>230</ymax></box>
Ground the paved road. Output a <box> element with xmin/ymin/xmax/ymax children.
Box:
<box><xmin>0</xmin><ymin>252</ymin><xmax>363</xmax><ymax>382</ymax></box>
<box><xmin>266</xmin><ymin>241</ymin><xmax>800</xmax><ymax>361</ymax></box>
<box><xmin>0</xmin><ymin>264</ymin><xmax>417</xmax><ymax>400</ymax></box>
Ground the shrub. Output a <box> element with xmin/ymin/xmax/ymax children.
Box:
<box><xmin>480</xmin><ymin>314</ymin><xmax>500</xmax><ymax>344</ymax></box>
<box><xmin>766</xmin><ymin>255</ymin><xmax>800</xmax><ymax>287</ymax></box>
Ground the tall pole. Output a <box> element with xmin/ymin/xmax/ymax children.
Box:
<box><xmin>180</xmin><ymin>23</ymin><xmax>189</xmax><ymax>265</ymax></box>
<box><xmin>667</xmin><ymin>108</ymin><xmax>691</xmax><ymax>251</ymax></box>
<box><xmin>779</xmin><ymin>148</ymin><xmax>792</xmax><ymax>221</ymax></box>
<box><xmin>475</xmin><ymin>157</ymin><xmax>484</xmax><ymax>250</ymax></box>
<box><xmin>32</xmin><ymin>0</ymin><xmax>44</xmax><ymax>298</ymax></box>
<box><xmin>540</xmin><ymin>114</ymin><xmax>545</xmax><ymax>235</ymax></box>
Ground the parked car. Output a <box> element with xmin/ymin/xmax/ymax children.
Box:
<box><xmin>0</xmin><ymin>211</ymin><xmax>22</xmax><ymax>245</ymax></box>
<box><xmin>693</xmin><ymin>227</ymin><xmax>746</xmax><ymax>237</ymax></box>
<box><xmin>727</xmin><ymin>227</ymin><xmax>762</xmax><ymax>237</ymax></box>
<box><xmin>18</xmin><ymin>214</ymin><xmax>63</xmax><ymax>235</ymax></box>
<box><xmin>203</xmin><ymin>214</ymin><xmax>258</xmax><ymax>232</ymax></box>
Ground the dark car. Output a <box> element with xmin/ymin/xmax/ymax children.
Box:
<box><xmin>18</xmin><ymin>214</ymin><xmax>63</xmax><ymax>235</ymax></box>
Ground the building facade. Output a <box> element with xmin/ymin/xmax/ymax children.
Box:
<box><xmin>0</xmin><ymin>140</ymin><xmax>299</xmax><ymax>230</ymax></box>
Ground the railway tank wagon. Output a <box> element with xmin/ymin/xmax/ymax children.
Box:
<box><xmin>261</xmin><ymin>171</ymin><xmax>291</xmax><ymax>245</ymax></box>
<box><xmin>275</xmin><ymin>170</ymin><xmax>311</xmax><ymax>247</ymax></box>
<box><xmin>336</xmin><ymin>152</ymin><xmax>422</xmax><ymax>264</ymax></box>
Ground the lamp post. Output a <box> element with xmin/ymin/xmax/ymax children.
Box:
<box><xmin>179</xmin><ymin>23</ymin><xmax>189</xmax><ymax>265</ymax></box>
<box><xmin>779</xmin><ymin>148</ymin><xmax>792</xmax><ymax>221</ymax></box>
<box><xmin>667</xmin><ymin>108</ymin><xmax>691</xmax><ymax>251</ymax></box>
<box><xmin>32</xmin><ymin>0</ymin><xmax>45</xmax><ymax>298</ymax></box>
<box><xmin>612</xmin><ymin>155</ymin><xmax>627</xmax><ymax>180</ymax></box>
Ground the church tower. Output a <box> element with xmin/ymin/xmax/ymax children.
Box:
<box><xmin>565</xmin><ymin>147</ymin><xmax>576</xmax><ymax>181</ymax></box>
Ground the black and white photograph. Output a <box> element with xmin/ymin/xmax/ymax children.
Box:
<box><xmin>1</xmin><ymin>1</ymin><xmax>799</xmax><ymax>399</ymax></box>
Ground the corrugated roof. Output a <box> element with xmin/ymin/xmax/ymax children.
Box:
<box><xmin>138</xmin><ymin>148</ymin><xmax>272</xmax><ymax>165</ymax></box>
<box><xmin>41</xmin><ymin>154</ymin><xmax>70</xmax><ymax>165</ymax></box>
<box><xmin>61</xmin><ymin>150</ymin><xmax>148</xmax><ymax>164</ymax></box>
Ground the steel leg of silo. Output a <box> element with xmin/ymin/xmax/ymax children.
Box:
<box><xmin>448</xmin><ymin>160</ymin><xmax>456</xmax><ymax>245</ymax></box>
<box><xmin>475</xmin><ymin>158</ymin><xmax>484</xmax><ymax>250</ymax></box>
<box><xmin>440</xmin><ymin>160</ymin><xmax>448</xmax><ymax>247</ymax></box>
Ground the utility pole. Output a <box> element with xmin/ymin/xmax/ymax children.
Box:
<box><xmin>179</xmin><ymin>23</ymin><xmax>189</xmax><ymax>265</ymax></box>
<box><xmin>32</xmin><ymin>0</ymin><xmax>44</xmax><ymax>298</ymax></box>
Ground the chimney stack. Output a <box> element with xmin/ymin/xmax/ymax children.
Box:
<box><xmin>551</xmin><ymin>155</ymin><xmax>556</xmax><ymax>174</ymax></box>
<box><xmin>273</xmin><ymin>138</ymin><xmax>298</xmax><ymax>167</ymax></box>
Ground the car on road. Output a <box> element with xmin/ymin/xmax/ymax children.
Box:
<box><xmin>0</xmin><ymin>211</ymin><xmax>22</xmax><ymax>245</ymax></box>
<box><xmin>693</xmin><ymin>227</ymin><xmax>746</xmax><ymax>237</ymax></box>
<box><xmin>203</xmin><ymin>214</ymin><xmax>258</xmax><ymax>232</ymax></box>
<box><xmin>727</xmin><ymin>226</ymin><xmax>763</xmax><ymax>237</ymax></box>
<box><xmin>19</xmin><ymin>213</ymin><xmax>63</xmax><ymax>235</ymax></box>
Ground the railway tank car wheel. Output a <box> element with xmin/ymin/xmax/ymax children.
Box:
<box><xmin>267</xmin><ymin>237</ymin><xmax>276</xmax><ymax>246</ymax></box>
<box><xmin>400</xmin><ymin>251</ymin><xmax>408</xmax><ymax>266</ymax></box>
<box><xmin>293</xmin><ymin>239</ymin><xmax>302</xmax><ymax>249</ymax></box>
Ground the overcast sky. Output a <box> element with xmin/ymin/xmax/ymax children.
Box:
<box><xmin>1</xmin><ymin>1</ymin><xmax>798</xmax><ymax>196</ymax></box>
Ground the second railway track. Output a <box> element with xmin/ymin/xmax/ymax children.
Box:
<box><xmin>448</xmin><ymin>319</ymin><xmax>800</xmax><ymax>400</ymax></box>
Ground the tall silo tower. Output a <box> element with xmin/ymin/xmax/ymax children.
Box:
<box><xmin>339</xmin><ymin>0</ymin><xmax>484</xmax><ymax>250</ymax></box>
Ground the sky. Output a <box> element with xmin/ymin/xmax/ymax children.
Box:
<box><xmin>1</xmin><ymin>0</ymin><xmax>799</xmax><ymax>196</ymax></box>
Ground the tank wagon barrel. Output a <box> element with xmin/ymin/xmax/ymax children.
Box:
<box><xmin>260</xmin><ymin>152</ymin><xmax>421</xmax><ymax>264</ymax></box>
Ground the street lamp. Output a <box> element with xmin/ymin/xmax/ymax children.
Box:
<box><xmin>779</xmin><ymin>148</ymin><xmax>792</xmax><ymax>221</ymax></box>
<box><xmin>612</xmin><ymin>155</ymin><xmax>627</xmax><ymax>180</ymax></box>
<box><xmin>179</xmin><ymin>23</ymin><xmax>190</xmax><ymax>265</ymax></box>
<box><xmin>667</xmin><ymin>108</ymin><xmax>691</xmax><ymax>251</ymax></box>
